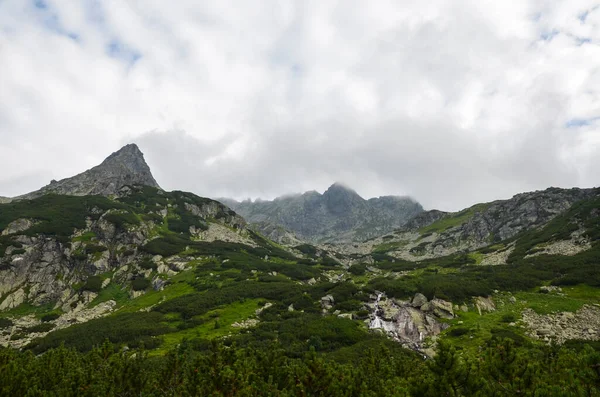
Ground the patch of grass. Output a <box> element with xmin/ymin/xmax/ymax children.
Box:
<box><xmin>372</xmin><ymin>241</ymin><xmax>407</xmax><ymax>254</ymax></box>
<box><xmin>72</xmin><ymin>232</ymin><xmax>96</xmax><ymax>242</ymax></box>
<box><xmin>117</xmin><ymin>278</ymin><xmax>194</xmax><ymax>313</ymax></box>
<box><xmin>514</xmin><ymin>291</ymin><xmax>586</xmax><ymax>315</ymax></box>
<box><xmin>91</xmin><ymin>283</ymin><xmax>129</xmax><ymax>307</ymax></box>
<box><xmin>419</xmin><ymin>203</ymin><xmax>490</xmax><ymax>234</ymax></box>
<box><xmin>468</xmin><ymin>252</ymin><xmax>484</xmax><ymax>264</ymax></box>
<box><xmin>155</xmin><ymin>299</ymin><xmax>262</xmax><ymax>354</ymax></box>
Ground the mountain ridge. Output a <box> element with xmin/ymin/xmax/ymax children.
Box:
<box><xmin>221</xmin><ymin>183</ymin><xmax>423</xmax><ymax>243</ymax></box>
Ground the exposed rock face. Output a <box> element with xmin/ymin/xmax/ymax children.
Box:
<box><xmin>1</xmin><ymin>219</ymin><xmax>36</xmax><ymax>236</ymax></box>
<box><xmin>399</xmin><ymin>187</ymin><xmax>596</xmax><ymax>255</ymax></box>
<box><xmin>411</xmin><ymin>293</ymin><xmax>428</xmax><ymax>308</ymax></box>
<box><xmin>522</xmin><ymin>305</ymin><xmax>600</xmax><ymax>344</ymax></box>
<box><xmin>0</xmin><ymin>187</ymin><xmax>250</xmax><ymax>318</ymax></box>
<box><xmin>222</xmin><ymin>183</ymin><xmax>423</xmax><ymax>243</ymax></box>
<box><xmin>336</xmin><ymin>187</ymin><xmax>600</xmax><ymax>263</ymax></box>
<box><xmin>368</xmin><ymin>293</ymin><xmax>451</xmax><ymax>353</ymax></box>
<box><xmin>474</xmin><ymin>296</ymin><xmax>496</xmax><ymax>315</ymax></box>
<box><xmin>247</xmin><ymin>221</ymin><xmax>303</xmax><ymax>246</ymax></box>
<box><xmin>15</xmin><ymin>144</ymin><xmax>160</xmax><ymax>200</ymax></box>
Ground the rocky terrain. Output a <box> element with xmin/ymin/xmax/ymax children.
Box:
<box><xmin>1</xmin><ymin>142</ymin><xmax>599</xmax><ymax>367</ymax></box>
<box><xmin>221</xmin><ymin>182</ymin><xmax>423</xmax><ymax>243</ymax></box>
<box><xmin>14</xmin><ymin>144</ymin><xmax>160</xmax><ymax>201</ymax></box>
<box><xmin>330</xmin><ymin>187</ymin><xmax>599</xmax><ymax>263</ymax></box>
<box><xmin>522</xmin><ymin>304</ymin><xmax>600</xmax><ymax>344</ymax></box>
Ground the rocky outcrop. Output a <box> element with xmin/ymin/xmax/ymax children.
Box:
<box><xmin>0</xmin><ymin>288</ymin><xmax>25</xmax><ymax>310</ymax></box>
<box><xmin>522</xmin><ymin>305</ymin><xmax>600</xmax><ymax>344</ymax></box>
<box><xmin>474</xmin><ymin>296</ymin><xmax>496</xmax><ymax>315</ymax></box>
<box><xmin>222</xmin><ymin>183</ymin><xmax>423</xmax><ymax>243</ymax></box>
<box><xmin>1</xmin><ymin>219</ymin><xmax>36</xmax><ymax>236</ymax></box>
<box><xmin>400</xmin><ymin>187</ymin><xmax>596</xmax><ymax>256</ymax></box>
<box><xmin>320</xmin><ymin>295</ymin><xmax>335</xmax><ymax>311</ymax></box>
<box><xmin>15</xmin><ymin>144</ymin><xmax>160</xmax><ymax>200</ymax></box>
<box><xmin>367</xmin><ymin>292</ymin><xmax>451</xmax><ymax>353</ymax></box>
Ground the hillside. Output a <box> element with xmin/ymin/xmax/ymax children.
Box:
<box><xmin>222</xmin><ymin>182</ymin><xmax>423</xmax><ymax>243</ymax></box>
<box><xmin>0</xmin><ymin>145</ymin><xmax>599</xmax><ymax>395</ymax></box>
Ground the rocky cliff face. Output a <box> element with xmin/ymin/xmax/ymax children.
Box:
<box><xmin>222</xmin><ymin>183</ymin><xmax>423</xmax><ymax>243</ymax></box>
<box><xmin>330</xmin><ymin>187</ymin><xmax>599</xmax><ymax>262</ymax></box>
<box><xmin>15</xmin><ymin>144</ymin><xmax>160</xmax><ymax>200</ymax></box>
<box><xmin>0</xmin><ymin>185</ymin><xmax>251</xmax><ymax>347</ymax></box>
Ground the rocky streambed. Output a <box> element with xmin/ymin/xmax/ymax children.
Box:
<box><xmin>366</xmin><ymin>292</ymin><xmax>453</xmax><ymax>355</ymax></box>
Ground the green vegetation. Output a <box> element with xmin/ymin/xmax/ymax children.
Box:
<box><xmin>27</xmin><ymin>312</ymin><xmax>173</xmax><ymax>353</ymax></box>
<box><xmin>0</xmin><ymin>338</ymin><xmax>597</xmax><ymax>396</ymax></box>
<box><xmin>81</xmin><ymin>276</ymin><xmax>103</xmax><ymax>293</ymax></box>
<box><xmin>0</xmin><ymin>318</ymin><xmax>13</xmax><ymax>329</ymax></box>
<box><xmin>132</xmin><ymin>276</ymin><xmax>151</xmax><ymax>291</ymax></box>
<box><xmin>419</xmin><ymin>203</ymin><xmax>490</xmax><ymax>234</ymax></box>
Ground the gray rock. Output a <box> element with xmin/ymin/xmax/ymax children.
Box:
<box><xmin>474</xmin><ymin>296</ymin><xmax>496</xmax><ymax>315</ymax></box>
<box><xmin>429</xmin><ymin>298</ymin><xmax>454</xmax><ymax>319</ymax></box>
<box><xmin>412</xmin><ymin>293</ymin><xmax>428</xmax><ymax>308</ymax></box>
<box><xmin>320</xmin><ymin>295</ymin><xmax>335</xmax><ymax>311</ymax></box>
<box><xmin>1</xmin><ymin>219</ymin><xmax>36</xmax><ymax>236</ymax></box>
<box><xmin>15</xmin><ymin>144</ymin><xmax>161</xmax><ymax>200</ymax></box>
<box><xmin>221</xmin><ymin>183</ymin><xmax>423</xmax><ymax>243</ymax></box>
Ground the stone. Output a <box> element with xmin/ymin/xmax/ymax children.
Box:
<box><xmin>0</xmin><ymin>288</ymin><xmax>26</xmax><ymax>311</ymax></box>
<box><xmin>474</xmin><ymin>296</ymin><xmax>496</xmax><ymax>315</ymax></box>
<box><xmin>1</xmin><ymin>219</ymin><xmax>35</xmax><ymax>236</ymax></box>
<box><xmin>411</xmin><ymin>293</ymin><xmax>428</xmax><ymax>308</ymax></box>
<box><xmin>338</xmin><ymin>313</ymin><xmax>353</xmax><ymax>319</ymax></box>
<box><xmin>320</xmin><ymin>295</ymin><xmax>335</xmax><ymax>311</ymax></box>
<box><xmin>255</xmin><ymin>302</ymin><xmax>273</xmax><ymax>315</ymax></box>
<box><xmin>429</xmin><ymin>298</ymin><xmax>454</xmax><ymax>319</ymax></box>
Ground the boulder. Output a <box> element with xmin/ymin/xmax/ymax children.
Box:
<box><xmin>320</xmin><ymin>295</ymin><xmax>335</xmax><ymax>311</ymax></box>
<box><xmin>429</xmin><ymin>298</ymin><xmax>454</xmax><ymax>319</ymax></box>
<box><xmin>411</xmin><ymin>293</ymin><xmax>428</xmax><ymax>308</ymax></box>
<box><xmin>0</xmin><ymin>288</ymin><xmax>26</xmax><ymax>311</ymax></box>
<box><xmin>1</xmin><ymin>219</ymin><xmax>35</xmax><ymax>236</ymax></box>
<box><xmin>474</xmin><ymin>296</ymin><xmax>496</xmax><ymax>315</ymax></box>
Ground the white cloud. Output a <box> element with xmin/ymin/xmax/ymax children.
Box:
<box><xmin>0</xmin><ymin>0</ymin><xmax>599</xmax><ymax>210</ymax></box>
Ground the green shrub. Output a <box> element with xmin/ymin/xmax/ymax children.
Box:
<box><xmin>501</xmin><ymin>313</ymin><xmax>517</xmax><ymax>323</ymax></box>
<box><xmin>448</xmin><ymin>327</ymin><xmax>469</xmax><ymax>337</ymax></box>
<box><xmin>348</xmin><ymin>264</ymin><xmax>367</xmax><ymax>276</ymax></box>
<box><xmin>139</xmin><ymin>258</ymin><xmax>158</xmax><ymax>270</ymax></box>
<box><xmin>81</xmin><ymin>276</ymin><xmax>103</xmax><ymax>293</ymax></box>
<box><xmin>0</xmin><ymin>318</ymin><xmax>13</xmax><ymax>329</ymax></box>
<box><xmin>41</xmin><ymin>313</ymin><xmax>60</xmax><ymax>322</ymax></box>
<box><xmin>132</xmin><ymin>277</ymin><xmax>151</xmax><ymax>291</ymax></box>
<box><xmin>103</xmin><ymin>212</ymin><xmax>140</xmax><ymax>230</ymax></box>
<box><xmin>26</xmin><ymin>323</ymin><xmax>55</xmax><ymax>333</ymax></box>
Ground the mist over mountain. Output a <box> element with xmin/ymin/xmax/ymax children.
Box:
<box><xmin>221</xmin><ymin>182</ymin><xmax>423</xmax><ymax>243</ymax></box>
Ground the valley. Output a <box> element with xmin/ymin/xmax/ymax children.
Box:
<box><xmin>0</xmin><ymin>144</ymin><xmax>599</xmax><ymax>395</ymax></box>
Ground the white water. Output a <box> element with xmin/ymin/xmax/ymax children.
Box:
<box><xmin>370</xmin><ymin>292</ymin><xmax>394</xmax><ymax>331</ymax></box>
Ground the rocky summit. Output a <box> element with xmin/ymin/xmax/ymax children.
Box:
<box><xmin>15</xmin><ymin>144</ymin><xmax>160</xmax><ymax>201</ymax></box>
<box><xmin>221</xmin><ymin>182</ymin><xmax>423</xmax><ymax>243</ymax></box>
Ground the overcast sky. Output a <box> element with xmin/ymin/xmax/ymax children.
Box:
<box><xmin>1</xmin><ymin>1</ymin><xmax>599</xmax><ymax>211</ymax></box>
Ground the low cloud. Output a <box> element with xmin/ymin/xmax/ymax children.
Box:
<box><xmin>1</xmin><ymin>1</ymin><xmax>599</xmax><ymax>210</ymax></box>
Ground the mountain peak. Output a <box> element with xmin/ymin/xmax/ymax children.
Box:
<box><xmin>102</xmin><ymin>143</ymin><xmax>144</xmax><ymax>164</ymax></box>
<box><xmin>323</xmin><ymin>182</ymin><xmax>365</xmax><ymax>215</ymax></box>
<box><xmin>16</xmin><ymin>143</ymin><xmax>160</xmax><ymax>200</ymax></box>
